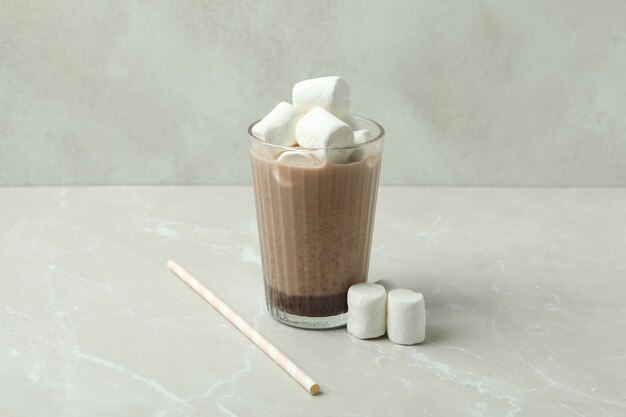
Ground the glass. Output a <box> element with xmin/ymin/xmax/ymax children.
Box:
<box><xmin>248</xmin><ymin>116</ymin><xmax>384</xmax><ymax>329</ymax></box>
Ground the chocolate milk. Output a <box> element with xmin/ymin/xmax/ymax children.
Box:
<box><xmin>251</xmin><ymin>150</ymin><xmax>382</xmax><ymax>319</ymax></box>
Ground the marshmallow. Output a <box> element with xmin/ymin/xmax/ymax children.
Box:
<box><xmin>296</xmin><ymin>108</ymin><xmax>353</xmax><ymax>148</ymax></box>
<box><xmin>296</xmin><ymin>107</ymin><xmax>354</xmax><ymax>163</ymax></box>
<box><xmin>292</xmin><ymin>76</ymin><xmax>351</xmax><ymax>117</ymax></box>
<box><xmin>373</xmin><ymin>279</ymin><xmax>398</xmax><ymax>325</ymax></box>
<box><xmin>374</xmin><ymin>279</ymin><xmax>399</xmax><ymax>293</ymax></box>
<box><xmin>348</xmin><ymin>129</ymin><xmax>374</xmax><ymax>162</ymax></box>
<box><xmin>387</xmin><ymin>289</ymin><xmax>426</xmax><ymax>345</ymax></box>
<box><xmin>252</xmin><ymin>102</ymin><xmax>300</xmax><ymax>146</ymax></box>
<box><xmin>353</xmin><ymin>129</ymin><xmax>373</xmax><ymax>145</ymax></box>
<box><xmin>322</xmin><ymin>147</ymin><xmax>354</xmax><ymax>164</ymax></box>
<box><xmin>277</xmin><ymin>150</ymin><xmax>319</xmax><ymax>166</ymax></box>
<box><xmin>347</xmin><ymin>283</ymin><xmax>387</xmax><ymax>339</ymax></box>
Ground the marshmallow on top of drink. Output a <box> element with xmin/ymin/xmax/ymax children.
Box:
<box><xmin>251</xmin><ymin>76</ymin><xmax>374</xmax><ymax>163</ymax></box>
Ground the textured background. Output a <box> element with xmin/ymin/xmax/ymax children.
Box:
<box><xmin>1</xmin><ymin>0</ymin><xmax>625</xmax><ymax>186</ymax></box>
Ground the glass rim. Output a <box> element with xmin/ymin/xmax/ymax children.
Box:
<box><xmin>248</xmin><ymin>115</ymin><xmax>385</xmax><ymax>151</ymax></box>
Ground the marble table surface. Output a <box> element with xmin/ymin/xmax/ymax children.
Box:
<box><xmin>1</xmin><ymin>186</ymin><xmax>625</xmax><ymax>417</ymax></box>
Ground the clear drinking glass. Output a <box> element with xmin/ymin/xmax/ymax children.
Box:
<box><xmin>248</xmin><ymin>116</ymin><xmax>384</xmax><ymax>329</ymax></box>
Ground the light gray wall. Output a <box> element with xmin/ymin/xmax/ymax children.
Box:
<box><xmin>1</xmin><ymin>0</ymin><xmax>625</xmax><ymax>186</ymax></box>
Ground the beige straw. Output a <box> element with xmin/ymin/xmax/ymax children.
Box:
<box><xmin>166</xmin><ymin>260</ymin><xmax>320</xmax><ymax>395</ymax></box>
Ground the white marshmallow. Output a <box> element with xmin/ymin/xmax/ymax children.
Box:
<box><xmin>277</xmin><ymin>150</ymin><xmax>319</xmax><ymax>166</ymax></box>
<box><xmin>373</xmin><ymin>280</ymin><xmax>398</xmax><ymax>324</ymax></box>
<box><xmin>272</xmin><ymin>151</ymin><xmax>320</xmax><ymax>187</ymax></box>
<box><xmin>252</xmin><ymin>102</ymin><xmax>300</xmax><ymax>146</ymax></box>
<box><xmin>292</xmin><ymin>76</ymin><xmax>351</xmax><ymax>117</ymax></box>
<box><xmin>296</xmin><ymin>108</ymin><xmax>353</xmax><ymax>148</ymax></box>
<box><xmin>320</xmin><ymin>146</ymin><xmax>355</xmax><ymax>164</ymax></box>
<box><xmin>296</xmin><ymin>107</ymin><xmax>354</xmax><ymax>163</ymax></box>
<box><xmin>347</xmin><ymin>283</ymin><xmax>387</xmax><ymax>339</ymax></box>
<box><xmin>353</xmin><ymin>129</ymin><xmax>373</xmax><ymax>145</ymax></box>
<box><xmin>348</xmin><ymin>129</ymin><xmax>374</xmax><ymax>162</ymax></box>
<box><xmin>374</xmin><ymin>279</ymin><xmax>399</xmax><ymax>293</ymax></box>
<box><xmin>387</xmin><ymin>289</ymin><xmax>426</xmax><ymax>345</ymax></box>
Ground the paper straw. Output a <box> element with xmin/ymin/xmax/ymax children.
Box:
<box><xmin>166</xmin><ymin>260</ymin><xmax>320</xmax><ymax>395</ymax></box>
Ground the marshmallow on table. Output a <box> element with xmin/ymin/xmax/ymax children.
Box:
<box><xmin>293</xmin><ymin>76</ymin><xmax>351</xmax><ymax>117</ymax></box>
<box><xmin>347</xmin><ymin>283</ymin><xmax>387</xmax><ymax>339</ymax></box>
<box><xmin>387</xmin><ymin>289</ymin><xmax>426</xmax><ymax>345</ymax></box>
<box><xmin>374</xmin><ymin>279</ymin><xmax>399</xmax><ymax>293</ymax></box>
<box><xmin>252</xmin><ymin>102</ymin><xmax>300</xmax><ymax>146</ymax></box>
<box><xmin>296</xmin><ymin>107</ymin><xmax>354</xmax><ymax>163</ymax></box>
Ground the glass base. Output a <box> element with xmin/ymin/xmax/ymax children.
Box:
<box><xmin>269</xmin><ymin>305</ymin><xmax>348</xmax><ymax>329</ymax></box>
